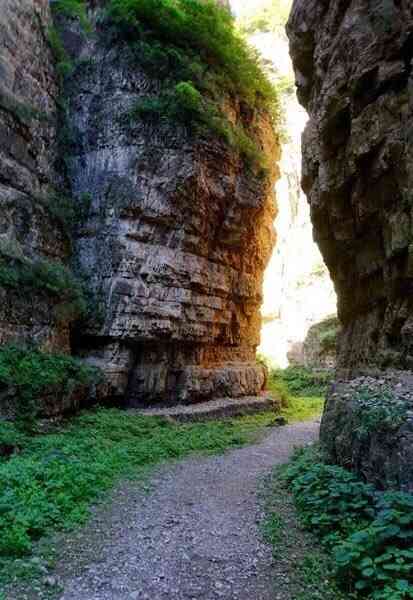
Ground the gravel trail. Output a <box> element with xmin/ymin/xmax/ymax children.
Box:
<box><xmin>57</xmin><ymin>421</ymin><xmax>319</xmax><ymax>600</ymax></box>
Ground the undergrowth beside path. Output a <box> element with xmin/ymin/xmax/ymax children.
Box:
<box><xmin>264</xmin><ymin>446</ymin><xmax>413</xmax><ymax>599</ymax></box>
<box><xmin>0</xmin><ymin>369</ymin><xmax>325</xmax><ymax>595</ymax></box>
<box><xmin>0</xmin><ymin>404</ymin><xmax>322</xmax><ymax>592</ymax></box>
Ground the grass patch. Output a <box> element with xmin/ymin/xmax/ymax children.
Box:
<box><xmin>0</xmin><ymin>408</ymin><xmax>278</xmax><ymax>580</ymax></box>
<box><xmin>271</xmin><ymin>366</ymin><xmax>333</xmax><ymax>397</ymax></box>
<box><xmin>280</xmin><ymin>395</ymin><xmax>324</xmax><ymax>423</ymax></box>
<box><xmin>267</xmin><ymin>367</ymin><xmax>325</xmax><ymax>422</ymax></box>
<box><xmin>281</xmin><ymin>446</ymin><xmax>413</xmax><ymax>599</ymax></box>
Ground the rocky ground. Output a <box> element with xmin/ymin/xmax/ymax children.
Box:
<box><xmin>321</xmin><ymin>370</ymin><xmax>413</xmax><ymax>490</ymax></box>
<box><xmin>8</xmin><ymin>421</ymin><xmax>319</xmax><ymax>600</ymax></box>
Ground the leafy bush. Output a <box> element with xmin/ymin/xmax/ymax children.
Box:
<box><xmin>283</xmin><ymin>447</ymin><xmax>413</xmax><ymax>598</ymax></box>
<box><xmin>0</xmin><ymin>346</ymin><xmax>100</xmax><ymax>430</ymax></box>
<box><xmin>109</xmin><ymin>0</ymin><xmax>275</xmax><ymax>106</ymax></box>
<box><xmin>0</xmin><ymin>254</ymin><xmax>87</xmax><ymax>320</ymax></box>
<box><xmin>52</xmin><ymin>0</ymin><xmax>90</xmax><ymax>31</ymax></box>
<box><xmin>271</xmin><ymin>366</ymin><xmax>333</xmax><ymax>397</ymax></box>
<box><xmin>108</xmin><ymin>0</ymin><xmax>278</xmax><ymax>173</ymax></box>
<box><xmin>352</xmin><ymin>387</ymin><xmax>408</xmax><ymax>438</ymax></box>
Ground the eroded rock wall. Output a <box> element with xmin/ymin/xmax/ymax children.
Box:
<box><xmin>288</xmin><ymin>0</ymin><xmax>413</xmax><ymax>373</ymax></box>
<box><xmin>60</xmin><ymin>5</ymin><xmax>279</xmax><ymax>406</ymax></box>
<box><xmin>288</xmin><ymin>0</ymin><xmax>413</xmax><ymax>489</ymax></box>
<box><xmin>0</xmin><ymin>0</ymin><xmax>71</xmax><ymax>353</ymax></box>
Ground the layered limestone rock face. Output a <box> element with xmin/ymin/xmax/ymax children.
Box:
<box><xmin>0</xmin><ymin>0</ymin><xmax>71</xmax><ymax>353</ymax></box>
<box><xmin>288</xmin><ymin>0</ymin><xmax>413</xmax><ymax>488</ymax></box>
<box><xmin>288</xmin><ymin>0</ymin><xmax>413</xmax><ymax>373</ymax></box>
<box><xmin>61</xmin><ymin>5</ymin><xmax>279</xmax><ymax>406</ymax></box>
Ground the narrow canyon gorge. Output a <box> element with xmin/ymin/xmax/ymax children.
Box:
<box><xmin>1</xmin><ymin>0</ymin><xmax>413</xmax><ymax>486</ymax></box>
<box><xmin>2</xmin><ymin>2</ymin><xmax>413</xmax><ymax>599</ymax></box>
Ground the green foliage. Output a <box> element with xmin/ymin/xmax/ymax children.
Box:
<box><xmin>52</xmin><ymin>0</ymin><xmax>91</xmax><ymax>31</ymax></box>
<box><xmin>280</xmin><ymin>395</ymin><xmax>325</xmax><ymax>422</ymax></box>
<box><xmin>283</xmin><ymin>447</ymin><xmax>413</xmax><ymax>598</ymax></box>
<box><xmin>131</xmin><ymin>85</ymin><xmax>266</xmax><ymax>170</ymax></box>
<box><xmin>47</xmin><ymin>26</ymin><xmax>74</xmax><ymax>79</ymax></box>
<box><xmin>0</xmin><ymin>254</ymin><xmax>87</xmax><ymax>320</ymax></box>
<box><xmin>0</xmin><ymin>409</ymin><xmax>277</xmax><ymax>564</ymax></box>
<box><xmin>45</xmin><ymin>192</ymin><xmax>92</xmax><ymax>232</ymax></box>
<box><xmin>353</xmin><ymin>387</ymin><xmax>408</xmax><ymax>438</ymax></box>
<box><xmin>109</xmin><ymin>0</ymin><xmax>278</xmax><ymax>173</ymax></box>
<box><xmin>271</xmin><ymin>366</ymin><xmax>333</xmax><ymax>397</ymax></box>
<box><xmin>48</xmin><ymin>2</ymin><xmax>90</xmax><ymax>75</ymax></box>
<box><xmin>266</xmin><ymin>366</ymin><xmax>326</xmax><ymax>419</ymax></box>
<box><xmin>0</xmin><ymin>346</ymin><xmax>100</xmax><ymax>431</ymax></box>
<box><xmin>109</xmin><ymin>0</ymin><xmax>276</xmax><ymax>106</ymax></box>
<box><xmin>0</xmin><ymin>422</ymin><xmax>28</xmax><ymax>457</ymax></box>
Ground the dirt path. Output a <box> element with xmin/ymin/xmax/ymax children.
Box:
<box><xmin>52</xmin><ymin>421</ymin><xmax>318</xmax><ymax>600</ymax></box>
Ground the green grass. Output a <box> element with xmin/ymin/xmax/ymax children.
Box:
<box><xmin>280</xmin><ymin>395</ymin><xmax>324</xmax><ymax>423</ymax></box>
<box><xmin>271</xmin><ymin>366</ymin><xmax>333</xmax><ymax>397</ymax></box>
<box><xmin>0</xmin><ymin>409</ymin><xmax>278</xmax><ymax>573</ymax></box>
<box><xmin>267</xmin><ymin>369</ymin><xmax>325</xmax><ymax>422</ymax></box>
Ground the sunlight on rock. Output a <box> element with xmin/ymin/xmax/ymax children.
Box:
<box><xmin>232</xmin><ymin>0</ymin><xmax>337</xmax><ymax>368</ymax></box>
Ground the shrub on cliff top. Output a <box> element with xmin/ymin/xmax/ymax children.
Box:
<box><xmin>109</xmin><ymin>0</ymin><xmax>276</xmax><ymax>108</ymax></box>
<box><xmin>108</xmin><ymin>0</ymin><xmax>278</xmax><ymax>173</ymax></box>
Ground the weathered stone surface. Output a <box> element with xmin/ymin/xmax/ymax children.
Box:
<box><xmin>60</xmin><ymin>4</ymin><xmax>279</xmax><ymax>406</ymax></box>
<box><xmin>135</xmin><ymin>394</ymin><xmax>280</xmax><ymax>423</ymax></box>
<box><xmin>288</xmin><ymin>0</ymin><xmax>413</xmax><ymax>373</ymax></box>
<box><xmin>0</xmin><ymin>0</ymin><xmax>72</xmax><ymax>353</ymax></box>
<box><xmin>321</xmin><ymin>373</ymin><xmax>413</xmax><ymax>492</ymax></box>
<box><xmin>299</xmin><ymin>315</ymin><xmax>340</xmax><ymax>370</ymax></box>
<box><xmin>288</xmin><ymin>0</ymin><xmax>413</xmax><ymax>488</ymax></box>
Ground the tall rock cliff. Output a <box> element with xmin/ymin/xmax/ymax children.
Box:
<box><xmin>288</xmin><ymin>0</ymin><xmax>413</xmax><ymax>373</ymax></box>
<box><xmin>30</xmin><ymin>0</ymin><xmax>279</xmax><ymax>408</ymax></box>
<box><xmin>288</xmin><ymin>0</ymin><xmax>413</xmax><ymax>490</ymax></box>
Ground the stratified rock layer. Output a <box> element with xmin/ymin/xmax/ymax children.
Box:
<box><xmin>62</xmin><ymin>6</ymin><xmax>279</xmax><ymax>406</ymax></box>
<box><xmin>288</xmin><ymin>0</ymin><xmax>413</xmax><ymax>373</ymax></box>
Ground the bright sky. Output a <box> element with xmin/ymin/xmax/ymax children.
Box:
<box><xmin>229</xmin><ymin>0</ymin><xmax>269</xmax><ymax>17</ymax></box>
